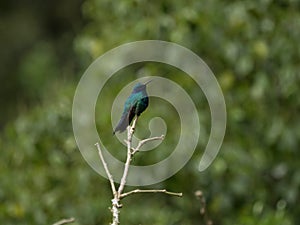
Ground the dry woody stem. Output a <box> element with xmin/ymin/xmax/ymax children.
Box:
<box><xmin>95</xmin><ymin>143</ymin><xmax>117</xmax><ymax>196</ymax></box>
<box><xmin>52</xmin><ymin>217</ymin><xmax>75</xmax><ymax>225</ymax></box>
<box><xmin>120</xmin><ymin>189</ymin><xmax>182</xmax><ymax>199</ymax></box>
<box><xmin>95</xmin><ymin>117</ymin><xmax>182</xmax><ymax>225</ymax></box>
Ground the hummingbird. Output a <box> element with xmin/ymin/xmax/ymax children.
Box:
<box><xmin>113</xmin><ymin>81</ymin><xmax>151</xmax><ymax>134</ymax></box>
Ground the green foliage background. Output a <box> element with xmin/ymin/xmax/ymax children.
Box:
<box><xmin>1</xmin><ymin>0</ymin><xmax>299</xmax><ymax>224</ymax></box>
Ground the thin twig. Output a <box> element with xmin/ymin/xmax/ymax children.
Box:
<box><xmin>95</xmin><ymin>142</ymin><xmax>117</xmax><ymax>196</ymax></box>
<box><xmin>117</xmin><ymin>117</ymin><xmax>138</xmax><ymax>197</ymax></box>
<box><xmin>195</xmin><ymin>190</ymin><xmax>213</xmax><ymax>225</ymax></box>
<box><xmin>120</xmin><ymin>189</ymin><xmax>183</xmax><ymax>199</ymax></box>
<box><xmin>52</xmin><ymin>217</ymin><xmax>75</xmax><ymax>225</ymax></box>
<box><xmin>131</xmin><ymin>135</ymin><xmax>165</xmax><ymax>154</ymax></box>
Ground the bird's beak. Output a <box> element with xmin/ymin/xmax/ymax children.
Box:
<box><xmin>144</xmin><ymin>80</ymin><xmax>152</xmax><ymax>85</ymax></box>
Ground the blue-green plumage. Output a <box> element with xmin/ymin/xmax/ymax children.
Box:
<box><xmin>113</xmin><ymin>82</ymin><xmax>150</xmax><ymax>134</ymax></box>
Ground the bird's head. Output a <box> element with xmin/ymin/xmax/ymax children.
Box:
<box><xmin>132</xmin><ymin>80</ymin><xmax>152</xmax><ymax>92</ymax></box>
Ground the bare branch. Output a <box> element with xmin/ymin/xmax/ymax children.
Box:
<box><xmin>132</xmin><ymin>135</ymin><xmax>165</xmax><ymax>154</ymax></box>
<box><xmin>97</xmin><ymin>116</ymin><xmax>181</xmax><ymax>225</ymax></box>
<box><xmin>120</xmin><ymin>189</ymin><xmax>183</xmax><ymax>199</ymax></box>
<box><xmin>117</xmin><ymin>117</ymin><xmax>138</xmax><ymax>197</ymax></box>
<box><xmin>111</xmin><ymin>197</ymin><xmax>121</xmax><ymax>225</ymax></box>
<box><xmin>95</xmin><ymin>142</ymin><xmax>117</xmax><ymax>196</ymax></box>
<box><xmin>52</xmin><ymin>217</ymin><xmax>75</xmax><ymax>225</ymax></box>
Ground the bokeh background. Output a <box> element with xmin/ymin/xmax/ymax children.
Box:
<box><xmin>1</xmin><ymin>0</ymin><xmax>300</xmax><ymax>224</ymax></box>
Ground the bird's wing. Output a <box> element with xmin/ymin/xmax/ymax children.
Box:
<box><xmin>123</xmin><ymin>93</ymin><xmax>141</xmax><ymax>125</ymax></box>
<box><xmin>136</xmin><ymin>97</ymin><xmax>149</xmax><ymax>116</ymax></box>
<box><xmin>123</xmin><ymin>94</ymin><xmax>137</xmax><ymax>114</ymax></box>
<box><xmin>127</xmin><ymin>103</ymin><xmax>137</xmax><ymax>126</ymax></box>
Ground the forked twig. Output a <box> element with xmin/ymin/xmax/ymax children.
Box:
<box><xmin>95</xmin><ymin>117</ymin><xmax>182</xmax><ymax>224</ymax></box>
<box><xmin>131</xmin><ymin>135</ymin><xmax>165</xmax><ymax>154</ymax></box>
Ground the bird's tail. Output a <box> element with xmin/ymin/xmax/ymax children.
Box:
<box><xmin>113</xmin><ymin>114</ymin><xmax>129</xmax><ymax>135</ymax></box>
